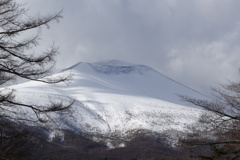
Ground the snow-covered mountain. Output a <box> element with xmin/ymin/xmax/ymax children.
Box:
<box><xmin>11</xmin><ymin>60</ymin><xmax>205</xmax><ymax>141</ymax></box>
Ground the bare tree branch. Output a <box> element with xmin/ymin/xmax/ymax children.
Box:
<box><xmin>179</xmin><ymin>78</ymin><xmax>240</xmax><ymax>159</ymax></box>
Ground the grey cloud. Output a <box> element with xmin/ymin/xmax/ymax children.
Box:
<box><xmin>19</xmin><ymin>0</ymin><xmax>240</xmax><ymax>93</ymax></box>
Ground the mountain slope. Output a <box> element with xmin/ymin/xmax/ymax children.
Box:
<box><xmin>10</xmin><ymin>60</ymin><xmax>204</xmax><ymax>139</ymax></box>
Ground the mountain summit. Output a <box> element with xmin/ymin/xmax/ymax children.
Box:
<box><xmin>11</xmin><ymin>60</ymin><xmax>204</xmax><ymax>141</ymax></box>
<box><xmin>63</xmin><ymin>60</ymin><xmax>204</xmax><ymax>106</ymax></box>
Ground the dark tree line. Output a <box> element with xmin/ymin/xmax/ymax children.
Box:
<box><xmin>1</xmin><ymin>0</ymin><xmax>240</xmax><ymax>159</ymax></box>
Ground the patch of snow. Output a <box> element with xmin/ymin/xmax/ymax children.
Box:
<box><xmin>7</xmin><ymin>60</ymin><xmax>206</xmax><ymax>140</ymax></box>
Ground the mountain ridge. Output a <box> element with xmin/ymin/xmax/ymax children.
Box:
<box><xmin>9</xmin><ymin>60</ymin><xmax>205</xmax><ymax>145</ymax></box>
<box><xmin>64</xmin><ymin>60</ymin><xmax>207</xmax><ymax>100</ymax></box>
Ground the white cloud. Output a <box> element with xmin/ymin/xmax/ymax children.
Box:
<box><xmin>18</xmin><ymin>0</ymin><xmax>240</xmax><ymax>93</ymax></box>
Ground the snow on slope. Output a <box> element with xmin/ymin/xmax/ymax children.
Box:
<box><xmin>10</xmin><ymin>60</ymin><xmax>204</xmax><ymax>138</ymax></box>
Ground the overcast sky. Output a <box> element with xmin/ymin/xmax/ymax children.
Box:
<box><xmin>19</xmin><ymin>0</ymin><xmax>240</xmax><ymax>93</ymax></box>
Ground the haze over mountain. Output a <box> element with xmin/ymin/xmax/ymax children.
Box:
<box><xmin>10</xmin><ymin>60</ymin><xmax>205</xmax><ymax>142</ymax></box>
